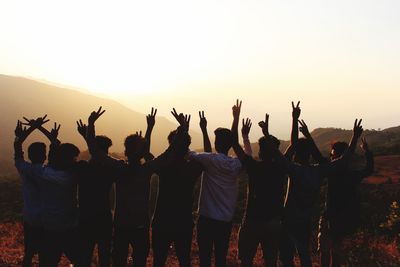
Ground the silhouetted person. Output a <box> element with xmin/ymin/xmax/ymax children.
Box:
<box><xmin>16</xmin><ymin>117</ymin><xmax>82</xmax><ymax>267</ymax></box>
<box><xmin>279</xmin><ymin>116</ymin><xmax>364</xmax><ymax>267</ymax></box>
<box><xmin>186</xmin><ymin>101</ymin><xmax>243</xmax><ymax>267</ymax></box>
<box><xmin>86</xmin><ymin>107</ymin><xmax>184</xmax><ymax>267</ymax></box>
<box><xmin>151</xmin><ymin>115</ymin><xmax>203</xmax><ymax>267</ymax></box>
<box><xmin>232</xmin><ymin>114</ymin><xmax>286</xmax><ymax>267</ymax></box>
<box><xmin>296</xmin><ymin>119</ymin><xmax>375</xmax><ymax>267</ymax></box>
<box><xmin>14</xmin><ymin>119</ymin><xmax>46</xmax><ymax>267</ymax></box>
<box><xmin>76</xmin><ymin>117</ymin><xmax>115</xmax><ymax>267</ymax></box>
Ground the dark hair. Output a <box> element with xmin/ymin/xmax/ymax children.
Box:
<box><xmin>168</xmin><ymin>129</ymin><xmax>191</xmax><ymax>156</ymax></box>
<box><xmin>28</xmin><ymin>142</ymin><xmax>46</xmax><ymax>164</ymax></box>
<box><xmin>331</xmin><ymin>141</ymin><xmax>348</xmax><ymax>157</ymax></box>
<box><xmin>53</xmin><ymin>143</ymin><xmax>80</xmax><ymax>170</ymax></box>
<box><xmin>95</xmin><ymin>135</ymin><xmax>112</xmax><ymax>153</ymax></box>
<box><xmin>124</xmin><ymin>133</ymin><xmax>147</xmax><ymax>160</ymax></box>
<box><xmin>258</xmin><ymin>135</ymin><xmax>280</xmax><ymax>160</ymax></box>
<box><xmin>214</xmin><ymin>128</ymin><xmax>233</xmax><ymax>153</ymax></box>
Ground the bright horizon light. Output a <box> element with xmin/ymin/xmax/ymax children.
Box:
<box><xmin>1</xmin><ymin>0</ymin><xmax>400</xmax><ymax>139</ymax></box>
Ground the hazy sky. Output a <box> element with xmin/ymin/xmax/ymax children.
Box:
<box><xmin>1</xmin><ymin>0</ymin><xmax>399</xmax><ymax>139</ymax></box>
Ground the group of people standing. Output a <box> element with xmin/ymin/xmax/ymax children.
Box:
<box><xmin>14</xmin><ymin>100</ymin><xmax>373</xmax><ymax>267</ymax></box>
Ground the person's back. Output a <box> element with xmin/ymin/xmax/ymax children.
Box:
<box><xmin>195</xmin><ymin>152</ymin><xmax>242</xmax><ymax>221</ymax></box>
<box><xmin>284</xmin><ymin>163</ymin><xmax>325</xmax><ymax>223</ymax></box>
<box><xmin>245</xmin><ymin>158</ymin><xmax>286</xmax><ymax>221</ymax></box>
<box><xmin>39</xmin><ymin>166</ymin><xmax>79</xmax><ymax>230</ymax></box>
<box><xmin>114</xmin><ymin>161</ymin><xmax>153</xmax><ymax>227</ymax></box>
<box><xmin>151</xmin><ymin>156</ymin><xmax>202</xmax><ymax>267</ymax></box>
<box><xmin>78</xmin><ymin>159</ymin><xmax>115</xmax><ymax>223</ymax></box>
<box><xmin>153</xmin><ymin>159</ymin><xmax>202</xmax><ymax>226</ymax></box>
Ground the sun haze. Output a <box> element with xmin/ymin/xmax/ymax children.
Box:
<box><xmin>1</xmin><ymin>0</ymin><xmax>399</xmax><ymax>139</ymax></box>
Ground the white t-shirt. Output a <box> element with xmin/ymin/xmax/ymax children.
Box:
<box><xmin>188</xmin><ymin>151</ymin><xmax>242</xmax><ymax>222</ymax></box>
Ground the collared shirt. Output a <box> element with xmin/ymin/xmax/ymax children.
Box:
<box><xmin>188</xmin><ymin>151</ymin><xmax>242</xmax><ymax>222</ymax></box>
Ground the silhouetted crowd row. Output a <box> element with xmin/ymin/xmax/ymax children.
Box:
<box><xmin>15</xmin><ymin>100</ymin><xmax>373</xmax><ymax>267</ymax></box>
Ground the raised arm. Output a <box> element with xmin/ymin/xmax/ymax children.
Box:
<box><xmin>241</xmin><ymin>118</ymin><xmax>253</xmax><ymax>156</ymax></box>
<box><xmin>232</xmin><ymin>118</ymin><xmax>251</xmax><ymax>162</ymax></box>
<box><xmin>354</xmin><ymin>137</ymin><xmax>374</xmax><ymax>182</ymax></box>
<box><xmin>284</xmin><ymin>101</ymin><xmax>300</xmax><ymax>158</ymax></box>
<box><xmin>231</xmin><ymin>99</ymin><xmax>242</xmax><ymax>145</ymax></box>
<box><xmin>77</xmin><ymin>119</ymin><xmax>88</xmax><ymax>141</ymax></box>
<box><xmin>14</xmin><ymin>120</ymin><xmax>37</xmax><ymax>160</ymax></box>
<box><xmin>291</xmin><ymin>101</ymin><xmax>301</xmax><ymax>145</ymax></box>
<box><xmin>171</xmin><ymin>108</ymin><xmax>190</xmax><ymax>132</ymax></box>
<box><xmin>199</xmin><ymin>111</ymin><xmax>212</xmax><ymax>152</ymax></box>
<box><xmin>319</xmin><ymin>119</ymin><xmax>364</xmax><ymax>176</ymax></box>
<box><xmin>299</xmin><ymin>120</ymin><xmax>327</xmax><ymax>164</ymax></box>
<box><xmin>145</xmin><ymin>107</ymin><xmax>157</xmax><ymax>156</ymax></box>
<box><xmin>143</xmin><ymin>125</ymin><xmax>187</xmax><ymax>172</ymax></box>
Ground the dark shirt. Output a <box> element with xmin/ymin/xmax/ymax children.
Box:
<box><xmin>241</xmin><ymin>155</ymin><xmax>286</xmax><ymax>221</ymax></box>
<box><xmin>280</xmin><ymin>157</ymin><xmax>347</xmax><ymax>223</ymax></box>
<box><xmin>77</xmin><ymin>160</ymin><xmax>115</xmax><ymax>224</ymax></box>
<box><xmin>97</xmin><ymin>152</ymin><xmax>173</xmax><ymax>228</ymax></box>
<box><xmin>152</xmin><ymin>159</ymin><xmax>203</xmax><ymax>228</ymax></box>
<box><xmin>327</xmin><ymin>151</ymin><xmax>374</xmax><ymax>223</ymax></box>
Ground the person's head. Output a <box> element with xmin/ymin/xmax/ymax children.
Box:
<box><xmin>258</xmin><ymin>135</ymin><xmax>280</xmax><ymax>161</ymax></box>
<box><xmin>95</xmin><ymin>135</ymin><xmax>112</xmax><ymax>154</ymax></box>
<box><xmin>53</xmin><ymin>143</ymin><xmax>80</xmax><ymax>170</ymax></box>
<box><xmin>330</xmin><ymin>141</ymin><xmax>348</xmax><ymax>160</ymax></box>
<box><xmin>124</xmin><ymin>134</ymin><xmax>147</xmax><ymax>163</ymax></box>
<box><xmin>168</xmin><ymin>130</ymin><xmax>191</xmax><ymax>157</ymax></box>
<box><xmin>214</xmin><ymin>128</ymin><xmax>233</xmax><ymax>154</ymax></box>
<box><xmin>294</xmin><ymin>138</ymin><xmax>311</xmax><ymax>164</ymax></box>
<box><xmin>28</xmin><ymin>142</ymin><xmax>46</xmax><ymax>164</ymax></box>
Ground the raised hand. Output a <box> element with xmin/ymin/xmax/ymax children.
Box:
<box><xmin>146</xmin><ymin>107</ymin><xmax>157</xmax><ymax>129</ymax></box>
<box><xmin>360</xmin><ymin>137</ymin><xmax>369</xmax><ymax>152</ymax></box>
<box><xmin>76</xmin><ymin>119</ymin><xmax>87</xmax><ymax>138</ymax></box>
<box><xmin>88</xmin><ymin>107</ymin><xmax>106</xmax><ymax>124</ymax></box>
<box><xmin>171</xmin><ymin>108</ymin><xmax>190</xmax><ymax>130</ymax></box>
<box><xmin>15</xmin><ymin>120</ymin><xmax>28</xmax><ymax>138</ymax></box>
<box><xmin>292</xmin><ymin>101</ymin><xmax>301</xmax><ymax>119</ymax></box>
<box><xmin>298</xmin><ymin>119</ymin><xmax>311</xmax><ymax>138</ymax></box>
<box><xmin>199</xmin><ymin>111</ymin><xmax>207</xmax><ymax>131</ymax></box>
<box><xmin>353</xmin><ymin>119</ymin><xmax>363</xmax><ymax>139</ymax></box>
<box><xmin>232</xmin><ymin>99</ymin><xmax>242</xmax><ymax>119</ymax></box>
<box><xmin>241</xmin><ymin>118</ymin><xmax>252</xmax><ymax>136</ymax></box>
<box><xmin>258</xmin><ymin>113</ymin><xmax>269</xmax><ymax>137</ymax></box>
<box><xmin>50</xmin><ymin>122</ymin><xmax>61</xmax><ymax>140</ymax></box>
<box><xmin>23</xmin><ymin>115</ymin><xmax>49</xmax><ymax>128</ymax></box>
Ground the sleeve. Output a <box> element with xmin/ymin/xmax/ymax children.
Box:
<box><xmin>187</xmin><ymin>151</ymin><xmax>213</xmax><ymax>165</ymax></box>
<box><xmin>15</xmin><ymin>159</ymin><xmax>44</xmax><ymax>179</ymax></box>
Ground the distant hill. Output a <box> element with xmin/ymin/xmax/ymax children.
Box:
<box><xmin>0</xmin><ymin>74</ymin><xmax>202</xmax><ymax>175</ymax></box>
<box><xmin>248</xmin><ymin>127</ymin><xmax>400</xmax><ymax>157</ymax></box>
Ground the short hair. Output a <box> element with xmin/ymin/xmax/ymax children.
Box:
<box><xmin>258</xmin><ymin>135</ymin><xmax>280</xmax><ymax>149</ymax></box>
<box><xmin>295</xmin><ymin>138</ymin><xmax>311</xmax><ymax>160</ymax></box>
<box><xmin>95</xmin><ymin>135</ymin><xmax>112</xmax><ymax>152</ymax></box>
<box><xmin>124</xmin><ymin>134</ymin><xmax>146</xmax><ymax>149</ymax></box>
<box><xmin>214</xmin><ymin>128</ymin><xmax>233</xmax><ymax>152</ymax></box>
<box><xmin>52</xmin><ymin>143</ymin><xmax>80</xmax><ymax>170</ymax></box>
<box><xmin>168</xmin><ymin>129</ymin><xmax>192</xmax><ymax>155</ymax></box>
<box><xmin>331</xmin><ymin>141</ymin><xmax>348</xmax><ymax>157</ymax></box>
<box><xmin>28</xmin><ymin>142</ymin><xmax>46</xmax><ymax>164</ymax></box>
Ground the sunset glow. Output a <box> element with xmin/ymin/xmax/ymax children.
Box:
<box><xmin>1</xmin><ymin>0</ymin><xmax>400</xmax><ymax>138</ymax></box>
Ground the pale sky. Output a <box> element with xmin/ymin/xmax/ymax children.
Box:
<box><xmin>1</xmin><ymin>0</ymin><xmax>399</xmax><ymax>140</ymax></box>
